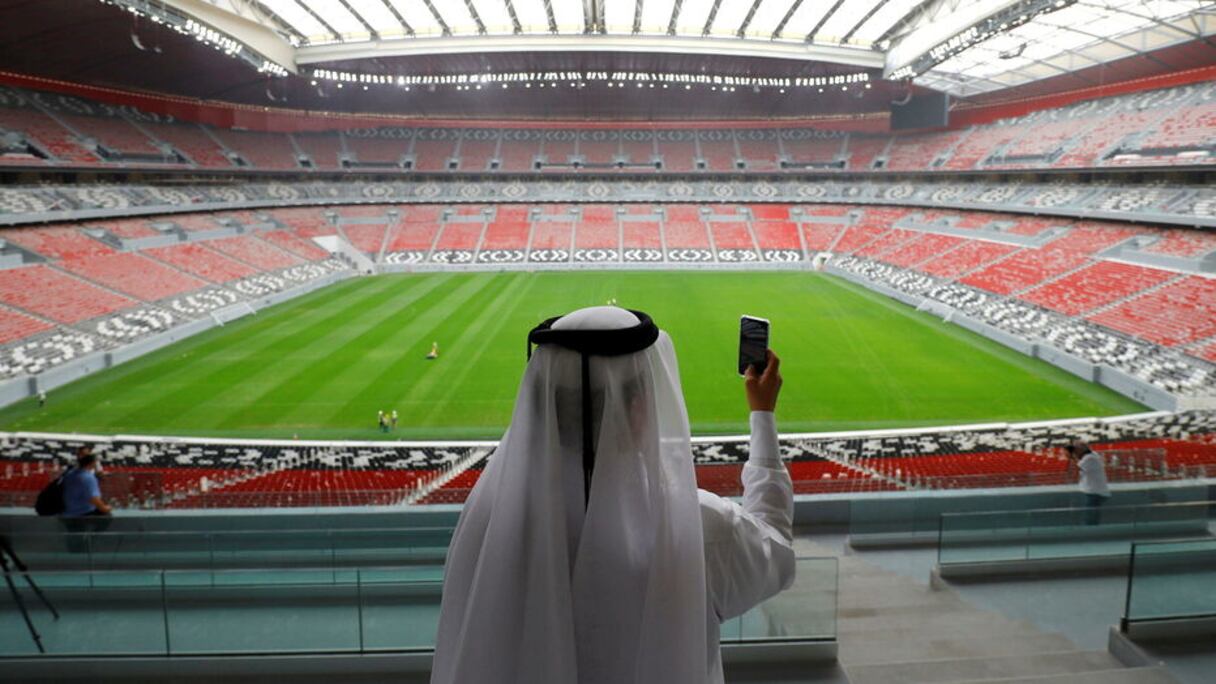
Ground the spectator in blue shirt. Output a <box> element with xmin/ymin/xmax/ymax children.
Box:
<box><xmin>62</xmin><ymin>447</ymin><xmax>111</xmax><ymax>518</ymax></box>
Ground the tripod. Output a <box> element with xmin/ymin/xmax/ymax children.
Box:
<box><xmin>0</xmin><ymin>536</ymin><xmax>59</xmax><ymax>654</ymax></box>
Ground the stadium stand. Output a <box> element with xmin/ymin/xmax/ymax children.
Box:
<box><xmin>292</xmin><ymin>133</ymin><xmax>344</xmax><ymax>169</ymax></box>
<box><xmin>1091</xmin><ymin>276</ymin><xmax>1216</xmax><ymax>347</ymax></box>
<box><xmin>59</xmin><ymin>252</ymin><xmax>209</xmax><ymax>300</ymax></box>
<box><xmin>0</xmin><ymin>264</ymin><xmax>135</xmax><ymax>323</ymax></box>
<box><xmin>145</xmin><ymin>243</ymin><xmax>258</xmax><ymax>283</ymax></box>
<box><xmin>137</xmin><ymin>121</ymin><xmax>231</xmax><ymax>168</ymax></box>
<box><xmin>210</xmin><ymin>129</ymin><xmax>300</xmax><ymax>170</ymax></box>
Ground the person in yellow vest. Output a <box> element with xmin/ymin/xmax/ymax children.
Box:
<box><xmin>427</xmin><ymin>342</ymin><xmax>439</xmax><ymax>360</ymax></box>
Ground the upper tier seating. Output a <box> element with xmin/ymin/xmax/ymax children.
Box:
<box><xmin>434</xmin><ymin>222</ymin><xmax>484</xmax><ymax>250</ymax></box>
<box><xmin>60</xmin><ymin>252</ymin><xmax>209</xmax><ymax>301</ymax></box>
<box><xmin>0</xmin><ymin>265</ymin><xmax>135</xmax><ymax>323</ymax></box>
<box><xmin>2</xmin><ymin>79</ymin><xmax>1215</xmax><ymax>173</ymax></box>
<box><xmin>1022</xmin><ymin>262</ymin><xmax>1176</xmax><ymax>315</ymax></box>
<box><xmin>961</xmin><ymin>249</ymin><xmax>1090</xmax><ymax>295</ymax></box>
<box><xmin>345</xmin><ymin>133</ymin><xmax>409</xmax><ymax>167</ymax></box>
<box><xmin>139</xmin><ymin>122</ymin><xmax>231</xmax><ymax>168</ymax></box>
<box><xmin>341</xmin><ymin>224</ymin><xmax>389</xmax><ymax>256</ymax></box>
<box><xmin>0</xmin><ymin>306</ymin><xmax>53</xmax><ymax>344</ymax></box>
<box><xmin>481</xmin><ymin>220</ymin><xmax>531</xmax><ymax>250</ymax></box>
<box><xmin>530</xmin><ymin>221</ymin><xmax>573</xmax><ymax>250</ymax></box>
<box><xmin>709</xmin><ymin>222</ymin><xmax>755</xmax><ymax>250</ymax></box>
<box><xmin>622</xmin><ymin>221</ymin><xmax>662</xmax><ymax>249</ymax></box>
<box><xmin>664</xmin><ymin>221</ymin><xmax>711</xmax><ymax>248</ymax></box>
<box><xmin>0</xmin><ymin>105</ymin><xmax>97</xmax><ymax>163</ymax></box>
<box><xmin>1133</xmin><ymin>100</ymin><xmax>1216</xmax><ymax>154</ymax></box>
<box><xmin>660</xmin><ymin>139</ymin><xmax>697</xmax><ymax>171</ymax></box>
<box><xmin>918</xmin><ymin>241</ymin><xmax>1019</xmax><ymax>278</ymax></box>
<box><xmin>411</xmin><ymin>138</ymin><xmax>455</xmax><ymax>171</ymax></box>
<box><xmin>211</xmin><ymin>129</ymin><xmax>300</xmax><ymax>170</ymax></box>
<box><xmin>782</xmin><ymin>136</ymin><xmax>844</xmax><ymax>165</ymax></box>
<box><xmin>1090</xmin><ymin>276</ymin><xmax>1216</xmax><ymax>347</ymax></box>
<box><xmin>459</xmin><ymin>138</ymin><xmax>497</xmax><ymax>171</ymax></box>
<box><xmin>146</xmin><ymin>243</ymin><xmax>260</xmax><ymax>283</ymax></box>
<box><xmin>0</xmin><ymin>226</ymin><xmax>115</xmax><ymax>260</ymax></box>
<box><xmin>845</xmin><ymin>136</ymin><xmax>890</xmax><ymax>170</ymax></box>
<box><xmin>293</xmin><ymin>134</ymin><xmax>344</xmax><ymax>169</ymax></box>
<box><xmin>260</xmin><ymin>230</ymin><xmax>332</xmax><ymax>261</ymax></box>
<box><xmin>881</xmin><ymin>234</ymin><xmax>964</xmax><ymax>267</ymax></box>
<box><xmin>883</xmin><ymin>130</ymin><xmax>965</xmax><ymax>171</ymax></box>
<box><xmin>59</xmin><ymin>114</ymin><xmax>162</xmax><ymax>158</ymax></box>
<box><xmin>574</xmin><ymin>220</ymin><xmax>619</xmax><ymax>249</ymax></box>
<box><xmin>752</xmin><ymin>220</ymin><xmax>801</xmax><ymax>250</ymax></box>
<box><xmin>268</xmin><ymin>208</ymin><xmax>336</xmax><ymax>237</ymax></box>
<box><xmin>941</xmin><ymin>125</ymin><xmax>1021</xmax><ymax>170</ymax></box>
<box><xmin>207</xmin><ymin>235</ymin><xmax>301</xmax><ymax>270</ymax></box>
<box><xmin>499</xmin><ymin>137</ymin><xmax>539</xmax><ymax>171</ymax></box>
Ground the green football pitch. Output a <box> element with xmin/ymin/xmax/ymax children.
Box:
<box><xmin>0</xmin><ymin>271</ymin><xmax>1143</xmax><ymax>440</ymax></box>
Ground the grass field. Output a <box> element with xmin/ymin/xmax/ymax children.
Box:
<box><xmin>0</xmin><ymin>271</ymin><xmax>1144</xmax><ymax>440</ymax></box>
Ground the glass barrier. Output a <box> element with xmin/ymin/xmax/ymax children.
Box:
<box><xmin>0</xmin><ymin>557</ymin><xmax>836</xmax><ymax>658</ymax></box>
<box><xmin>2</xmin><ymin>527</ymin><xmax>455</xmax><ymax>573</ymax></box>
<box><xmin>1124</xmin><ymin>538</ymin><xmax>1216</xmax><ymax>626</ymax></box>
<box><xmin>938</xmin><ymin>501</ymin><xmax>1212</xmax><ymax>566</ymax></box>
<box><xmin>720</xmin><ymin>557</ymin><xmax>837</xmax><ymax>643</ymax></box>
<box><xmin>850</xmin><ymin>484</ymin><xmax>1209</xmax><ymax>542</ymax></box>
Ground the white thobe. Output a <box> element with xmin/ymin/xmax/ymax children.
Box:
<box><xmin>1079</xmin><ymin>452</ymin><xmax>1111</xmax><ymax>497</ymax></box>
<box><xmin>699</xmin><ymin>411</ymin><xmax>796</xmax><ymax>683</ymax></box>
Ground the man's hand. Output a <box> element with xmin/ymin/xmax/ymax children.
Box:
<box><xmin>744</xmin><ymin>349</ymin><xmax>782</xmax><ymax>413</ymax></box>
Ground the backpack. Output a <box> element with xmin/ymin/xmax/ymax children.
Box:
<box><xmin>34</xmin><ymin>467</ymin><xmax>72</xmax><ymax>516</ymax></box>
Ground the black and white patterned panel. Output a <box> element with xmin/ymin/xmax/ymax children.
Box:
<box><xmin>93</xmin><ymin>308</ymin><xmax>174</xmax><ymax>342</ymax></box>
<box><xmin>0</xmin><ymin>331</ymin><xmax>100</xmax><ymax>378</ymax></box>
<box><xmin>166</xmin><ymin>288</ymin><xmax>240</xmax><ymax>317</ymax></box>
<box><xmin>1098</xmin><ymin>187</ymin><xmax>1167</xmax><ymax>213</ymax></box>
<box><xmin>476</xmin><ymin>249</ymin><xmax>525</xmax><ymax>264</ymax></box>
<box><xmin>927</xmin><ymin>284</ymin><xmax>988</xmax><ymax>312</ymax></box>
<box><xmin>715</xmin><ymin>249</ymin><xmax>759</xmax><ymax>263</ymax></box>
<box><xmin>1027</xmin><ymin>185</ymin><xmax>1081</xmax><ymax>208</ymax></box>
<box><xmin>757</xmin><ymin>250</ymin><xmax>800</xmax><ymax>263</ymax></box>
<box><xmin>980</xmin><ymin>300</ymin><xmax>1054</xmax><ymax>335</ymax></box>
<box><xmin>1134</xmin><ymin>359</ymin><xmax>1212</xmax><ymax>394</ymax></box>
<box><xmin>232</xmin><ymin>274</ymin><xmax>288</xmax><ymax>297</ymax></box>
<box><xmin>574</xmin><ymin>249</ymin><xmax>619</xmax><ymax>263</ymax></box>
<box><xmin>621</xmin><ymin>248</ymin><xmax>663</xmax><ymax>263</ymax></box>
<box><xmin>383</xmin><ymin>251</ymin><xmax>426</xmax><ymax>266</ymax></box>
<box><xmin>528</xmin><ymin>249</ymin><xmax>570</xmax><ymax>263</ymax></box>
<box><xmin>1042</xmin><ymin>323</ymin><xmax>1143</xmax><ymax>366</ymax></box>
<box><xmin>430</xmin><ymin>250</ymin><xmax>475</xmax><ymax>265</ymax></box>
<box><xmin>0</xmin><ymin>188</ymin><xmax>52</xmax><ymax>214</ymax></box>
<box><xmin>666</xmin><ymin>248</ymin><xmax>714</xmax><ymax>263</ymax></box>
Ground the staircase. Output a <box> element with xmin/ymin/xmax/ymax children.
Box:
<box><xmin>789</xmin><ymin>540</ymin><xmax>1176</xmax><ymax>683</ymax></box>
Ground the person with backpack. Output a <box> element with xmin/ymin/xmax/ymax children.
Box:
<box><xmin>61</xmin><ymin>447</ymin><xmax>111</xmax><ymax>518</ymax></box>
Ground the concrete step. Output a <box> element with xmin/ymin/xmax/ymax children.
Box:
<box><xmin>949</xmin><ymin>665</ymin><xmax>1177</xmax><ymax>684</ymax></box>
<box><xmin>845</xmin><ymin>650</ymin><xmax>1123</xmax><ymax>684</ymax></box>
<box><xmin>838</xmin><ymin>621</ymin><xmax>1050</xmax><ymax>642</ymax></box>
<box><xmin>838</xmin><ymin>607</ymin><xmax>1035</xmax><ymax>634</ymax></box>
<box><xmin>838</xmin><ymin>632</ymin><xmax>1069</xmax><ymax>666</ymax></box>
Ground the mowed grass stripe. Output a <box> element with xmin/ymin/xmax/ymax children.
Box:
<box><xmin>274</xmin><ymin>272</ymin><xmax>508</xmax><ymax>430</ymax></box>
<box><xmin>210</xmin><ymin>273</ymin><xmax>489</xmax><ymax>430</ymax></box>
<box><xmin>173</xmin><ymin>273</ymin><xmax>446</xmax><ymax>430</ymax></box>
<box><xmin>103</xmin><ymin>276</ymin><xmax>414</xmax><ymax>430</ymax></box>
<box><xmin>9</xmin><ymin>276</ymin><xmax>387</xmax><ymax>433</ymax></box>
<box><xmin>0</xmin><ymin>271</ymin><xmax>1145</xmax><ymax>439</ymax></box>
<box><xmin>409</xmin><ymin>272</ymin><xmax>538</xmax><ymax>428</ymax></box>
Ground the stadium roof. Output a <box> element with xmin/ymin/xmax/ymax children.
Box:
<box><xmin>177</xmin><ymin>0</ymin><xmax>1215</xmax><ymax>96</ymax></box>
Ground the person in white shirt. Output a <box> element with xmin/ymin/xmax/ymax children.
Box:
<box><xmin>1067</xmin><ymin>441</ymin><xmax>1110</xmax><ymax>525</ymax></box>
<box><xmin>431</xmin><ymin>306</ymin><xmax>794</xmax><ymax>684</ymax></box>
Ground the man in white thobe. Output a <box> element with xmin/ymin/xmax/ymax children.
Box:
<box><xmin>432</xmin><ymin>306</ymin><xmax>794</xmax><ymax>684</ymax></box>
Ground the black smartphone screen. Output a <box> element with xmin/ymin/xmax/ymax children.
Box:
<box><xmin>738</xmin><ymin>316</ymin><xmax>769</xmax><ymax>376</ymax></box>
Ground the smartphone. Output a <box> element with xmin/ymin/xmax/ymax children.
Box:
<box><xmin>738</xmin><ymin>315</ymin><xmax>770</xmax><ymax>376</ymax></box>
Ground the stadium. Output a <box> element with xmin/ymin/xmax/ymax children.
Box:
<box><xmin>0</xmin><ymin>0</ymin><xmax>1214</xmax><ymax>681</ymax></box>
